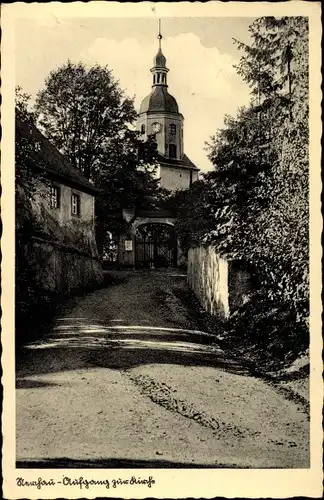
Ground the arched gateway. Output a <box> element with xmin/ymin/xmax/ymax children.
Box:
<box><xmin>118</xmin><ymin>209</ymin><xmax>182</xmax><ymax>269</ymax></box>
<box><xmin>135</xmin><ymin>223</ymin><xmax>177</xmax><ymax>269</ymax></box>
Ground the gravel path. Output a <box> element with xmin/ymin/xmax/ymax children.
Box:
<box><xmin>16</xmin><ymin>270</ymin><xmax>309</xmax><ymax>468</ymax></box>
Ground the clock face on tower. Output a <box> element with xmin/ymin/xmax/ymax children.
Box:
<box><xmin>152</xmin><ymin>122</ymin><xmax>162</xmax><ymax>134</ymax></box>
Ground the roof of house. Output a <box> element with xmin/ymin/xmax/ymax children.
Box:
<box><xmin>16</xmin><ymin>115</ymin><xmax>98</xmax><ymax>195</ymax></box>
<box><xmin>157</xmin><ymin>152</ymin><xmax>199</xmax><ymax>171</ymax></box>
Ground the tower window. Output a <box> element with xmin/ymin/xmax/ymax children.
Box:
<box><xmin>169</xmin><ymin>144</ymin><xmax>177</xmax><ymax>158</ymax></box>
<box><xmin>157</xmin><ymin>74</ymin><xmax>160</xmax><ymax>83</ymax></box>
<box><xmin>170</xmin><ymin>124</ymin><xmax>176</xmax><ymax>135</ymax></box>
<box><xmin>141</xmin><ymin>124</ymin><xmax>145</xmax><ymax>134</ymax></box>
<box><xmin>153</xmin><ymin>75</ymin><xmax>156</xmax><ymax>84</ymax></box>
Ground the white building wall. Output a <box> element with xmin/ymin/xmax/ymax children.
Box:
<box><xmin>33</xmin><ymin>181</ymin><xmax>95</xmax><ymax>227</ymax></box>
<box><xmin>160</xmin><ymin>166</ymin><xmax>198</xmax><ymax>191</ymax></box>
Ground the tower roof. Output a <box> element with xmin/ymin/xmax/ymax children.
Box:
<box><xmin>139</xmin><ymin>20</ymin><xmax>180</xmax><ymax>115</ymax></box>
<box><xmin>139</xmin><ymin>86</ymin><xmax>179</xmax><ymax>114</ymax></box>
<box><xmin>157</xmin><ymin>152</ymin><xmax>199</xmax><ymax>171</ymax></box>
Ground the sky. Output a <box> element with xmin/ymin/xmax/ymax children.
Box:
<box><xmin>15</xmin><ymin>15</ymin><xmax>255</xmax><ymax>173</ymax></box>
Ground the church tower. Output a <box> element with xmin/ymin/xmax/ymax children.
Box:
<box><xmin>137</xmin><ymin>21</ymin><xmax>199</xmax><ymax>191</ymax></box>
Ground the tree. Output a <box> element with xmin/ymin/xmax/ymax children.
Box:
<box><xmin>15</xmin><ymin>86</ymin><xmax>39</xmax><ymax>197</ymax></box>
<box><xmin>176</xmin><ymin>17</ymin><xmax>309</xmax><ymax>331</ymax></box>
<box><xmin>235</xmin><ymin>17</ymin><xmax>309</xmax><ymax>320</ymax></box>
<box><xmin>93</xmin><ymin>129</ymin><xmax>162</xmax><ymax>255</ymax></box>
<box><xmin>35</xmin><ymin>61</ymin><xmax>136</xmax><ymax>180</ymax></box>
<box><xmin>161</xmin><ymin>180</ymin><xmax>215</xmax><ymax>252</ymax></box>
<box><xmin>234</xmin><ymin>17</ymin><xmax>307</xmax><ymax>102</ymax></box>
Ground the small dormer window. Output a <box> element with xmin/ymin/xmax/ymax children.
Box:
<box><xmin>50</xmin><ymin>185</ymin><xmax>60</xmax><ymax>209</ymax></box>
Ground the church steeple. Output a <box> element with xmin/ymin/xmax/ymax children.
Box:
<box><xmin>137</xmin><ymin>18</ymin><xmax>199</xmax><ymax>191</ymax></box>
<box><xmin>151</xmin><ymin>19</ymin><xmax>169</xmax><ymax>87</ymax></box>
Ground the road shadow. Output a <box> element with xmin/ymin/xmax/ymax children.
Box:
<box><xmin>16</xmin><ymin>339</ymin><xmax>255</xmax><ymax>381</ymax></box>
<box><xmin>16</xmin><ymin>378</ymin><xmax>64</xmax><ymax>389</ymax></box>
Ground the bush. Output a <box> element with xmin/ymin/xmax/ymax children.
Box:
<box><xmin>225</xmin><ymin>292</ymin><xmax>309</xmax><ymax>371</ymax></box>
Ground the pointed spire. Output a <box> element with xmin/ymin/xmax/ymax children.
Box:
<box><xmin>157</xmin><ymin>18</ymin><xmax>162</xmax><ymax>50</ymax></box>
<box><xmin>153</xmin><ymin>18</ymin><xmax>166</xmax><ymax>69</ymax></box>
<box><xmin>151</xmin><ymin>18</ymin><xmax>168</xmax><ymax>86</ymax></box>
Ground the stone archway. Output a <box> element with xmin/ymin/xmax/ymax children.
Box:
<box><xmin>119</xmin><ymin>209</ymin><xmax>184</xmax><ymax>268</ymax></box>
<box><xmin>132</xmin><ymin>216</ymin><xmax>176</xmax><ymax>231</ymax></box>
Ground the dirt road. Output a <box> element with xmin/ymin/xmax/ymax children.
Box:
<box><xmin>16</xmin><ymin>270</ymin><xmax>309</xmax><ymax>468</ymax></box>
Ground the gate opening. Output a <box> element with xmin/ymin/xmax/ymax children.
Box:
<box><xmin>135</xmin><ymin>223</ymin><xmax>177</xmax><ymax>269</ymax></box>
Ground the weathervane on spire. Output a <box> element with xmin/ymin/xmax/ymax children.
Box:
<box><xmin>151</xmin><ymin>18</ymin><xmax>167</xmax><ymax>73</ymax></box>
<box><xmin>157</xmin><ymin>18</ymin><xmax>162</xmax><ymax>50</ymax></box>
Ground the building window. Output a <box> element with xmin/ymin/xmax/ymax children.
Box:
<box><xmin>71</xmin><ymin>193</ymin><xmax>80</xmax><ymax>216</ymax></box>
<box><xmin>170</xmin><ymin>124</ymin><xmax>176</xmax><ymax>135</ymax></box>
<box><xmin>50</xmin><ymin>185</ymin><xmax>60</xmax><ymax>209</ymax></box>
<box><xmin>141</xmin><ymin>124</ymin><xmax>145</xmax><ymax>134</ymax></box>
<box><xmin>169</xmin><ymin>144</ymin><xmax>177</xmax><ymax>158</ymax></box>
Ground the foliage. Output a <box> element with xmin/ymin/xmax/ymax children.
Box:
<box><xmin>15</xmin><ymin>87</ymin><xmax>39</xmax><ymax>199</ymax></box>
<box><xmin>162</xmin><ymin>179</ymin><xmax>224</xmax><ymax>251</ymax></box>
<box><xmin>15</xmin><ymin>86</ymin><xmax>35</xmax><ymax>118</ymax></box>
<box><xmin>176</xmin><ymin>17</ymin><xmax>309</xmax><ymax>333</ymax></box>
<box><xmin>93</xmin><ymin>130</ymin><xmax>161</xmax><ymax>213</ymax></box>
<box><xmin>225</xmin><ymin>292</ymin><xmax>309</xmax><ymax>370</ymax></box>
<box><xmin>15</xmin><ymin>89</ymin><xmax>50</xmax><ymax>344</ymax></box>
<box><xmin>35</xmin><ymin>62</ymin><xmax>136</xmax><ymax>179</ymax></box>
